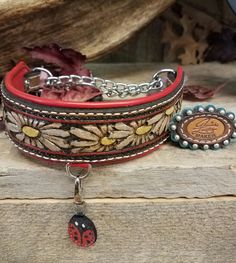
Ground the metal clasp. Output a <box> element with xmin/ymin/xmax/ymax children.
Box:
<box><xmin>66</xmin><ymin>163</ymin><xmax>92</xmax><ymax>205</ymax></box>
<box><xmin>24</xmin><ymin>67</ymin><xmax>53</xmax><ymax>94</ymax></box>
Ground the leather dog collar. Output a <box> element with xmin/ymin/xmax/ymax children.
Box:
<box><xmin>1</xmin><ymin>61</ymin><xmax>184</xmax><ymax>164</ymax></box>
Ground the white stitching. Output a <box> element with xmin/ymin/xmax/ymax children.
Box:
<box><xmin>7</xmin><ymin>134</ymin><xmax>168</xmax><ymax>163</ymax></box>
<box><xmin>1</xmin><ymin>85</ymin><xmax>183</xmax><ymax>117</ymax></box>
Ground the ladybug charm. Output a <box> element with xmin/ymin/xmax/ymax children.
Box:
<box><xmin>68</xmin><ymin>213</ymin><xmax>97</xmax><ymax>247</ymax></box>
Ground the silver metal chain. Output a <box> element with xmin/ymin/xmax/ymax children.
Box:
<box><xmin>25</xmin><ymin>68</ymin><xmax>176</xmax><ymax>98</ymax></box>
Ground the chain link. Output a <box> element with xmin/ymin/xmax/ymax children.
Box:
<box><xmin>28</xmin><ymin>68</ymin><xmax>176</xmax><ymax>98</ymax></box>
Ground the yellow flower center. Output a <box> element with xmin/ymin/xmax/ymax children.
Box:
<box><xmin>135</xmin><ymin>125</ymin><xmax>152</xmax><ymax>135</ymax></box>
<box><xmin>22</xmin><ymin>126</ymin><xmax>40</xmax><ymax>138</ymax></box>
<box><xmin>165</xmin><ymin>106</ymin><xmax>175</xmax><ymax>115</ymax></box>
<box><xmin>100</xmin><ymin>136</ymin><xmax>116</xmax><ymax>146</ymax></box>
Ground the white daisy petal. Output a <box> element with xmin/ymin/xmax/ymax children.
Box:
<box><xmin>141</xmin><ymin>135</ymin><xmax>146</xmax><ymax>144</ymax></box>
<box><xmin>137</xmin><ymin>120</ymin><xmax>142</xmax><ymax>126</ymax></box>
<box><xmin>36</xmin><ymin>140</ymin><xmax>44</xmax><ymax>149</ymax></box>
<box><xmin>131</xmin><ymin>139</ymin><xmax>136</xmax><ymax>146</ymax></box>
<box><xmin>41</xmin><ymin>129</ymin><xmax>70</xmax><ymax>137</ymax></box>
<box><xmin>16</xmin><ymin>133</ymin><xmax>25</xmax><ymax>141</ymax></box>
<box><xmin>96</xmin><ymin>146</ymin><xmax>105</xmax><ymax>152</ymax></box>
<box><xmin>6</xmin><ymin>112</ymin><xmax>18</xmax><ymax>125</ymax></box>
<box><xmin>39</xmin><ymin>137</ymin><xmax>61</xmax><ymax>151</ymax></box>
<box><xmin>36</xmin><ymin>120</ymin><xmax>47</xmax><ymax>128</ymax></box>
<box><xmin>130</xmin><ymin>121</ymin><xmax>138</xmax><ymax>129</ymax></box>
<box><xmin>141</xmin><ymin>119</ymin><xmax>146</xmax><ymax>125</ymax></box>
<box><xmin>41</xmin><ymin>123</ymin><xmax>62</xmax><ymax>130</ymax></box>
<box><xmin>17</xmin><ymin>114</ymin><xmax>26</xmax><ymax>126</ymax></box>
<box><xmin>83</xmin><ymin>125</ymin><xmax>103</xmax><ymax>137</ymax></box>
<box><xmin>70</xmin><ymin>127</ymin><xmax>99</xmax><ymax>141</ymax></box>
<box><xmin>6</xmin><ymin>122</ymin><xmax>20</xmax><ymax>132</ymax></box>
<box><xmin>31</xmin><ymin>139</ymin><xmax>37</xmax><ymax>146</ymax></box>
<box><xmin>12</xmin><ymin>112</ymin><xmax>25</xmax><ymax>126</ymax></box>
<box><xmin>81</xmin><ymin>144</ymin><xmax>101</xmax><ymax>152</ymax></box>
<box><xmin>71</xmin><ymin>148</ymin><xmax>82</xmax><ymax>153</ymax></box>
<box><xmin>32</xmin><ymin>119</ymin><xmax>39</xmax><ymax>127</ymax></box>
<box><xmin>165</xmin><ymin>116</ymin><xmax>171</xmax><ymax>131</ymax></box>
<box><xmin>104</xmin><ymin>146</ymin><xmax>112</xmax><ymax>152</ymax></box>
<box><xmin>159</xmin><ymin>116</ymin><xmax>169</xmax><ymax>135</ymax></box>
<box><xmin>147</xmin><ymin>113</ymin><xmax>163</xmax><ymax>125</ymax></box>
<box><xmin>24</xmin><ymin>137</ymin><xmax>31</xmax><ymax>145</ymax></box>
<box><xmin>71</xmin><ymin>140</ymin><xmax>98</xmax><ymax>147</ymax></box>
<box><xmin>135</xmin><ymin>136</ymin><xmax>142</xmax><ymax>145</ymax></box>
<box><xmin>28</xmin><ymin>118</ymin><xmax>34</xmax><ymax>126</ymax></box>
<box><xmin>109</xmin><ymin>130</ymin><xmax>133</xmax><ymax>139</ymax></box>
<box><xmin>152</xmin><ymin>117</ymin><xmax>164</xmax><ymax>133</ymax></box>
<box><xmin>116</xmin><ymin>134</ymin><xmax>135</xmax><ymax>149</ymax></box>
<box><xmin>23</xmin><ymin>116</ymin><xmax>29</xmax><ymax>126</ymax></box>
<box><xmin>43</xmin><ymin>134</ymin><xmax>69</xmax><ymax>148</ymax></box>
<box><xmin>115</xmin><ymin>122</ymin><xmax>133</xmax><ymax>131</ymax></box>
<box><xmin>107</xmin><ymin>125</ymin><xmax>113</xmax><ymax>132</ymax></box>
<box><xmin>100</xmin><ymin>125</ymin><xmax>108</xmax><ymax>135</ymax></box>
<box><xmin>149</xmin><ymin>133</ymin><xmax>154</xmax><ymax>140</ymax></box>
<box><xmin>165</xmin><ymin>106</ymin><xmax>175</xmax><ymax>115</ymax></box>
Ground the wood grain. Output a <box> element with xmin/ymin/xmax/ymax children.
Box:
<box><xmin>0</xmin><ymin>63</ymin><xmax>236</xmax><ymax>263</ymax></box>
<box><xmin>0</xmin><ymin>164</ymin><xmax>236</xmax><ymax>199</ymax></box>
<box><xmin>0</xmin><ymin>0</ymin><xmax>174</xmax><ymax>71</ymax></box>
<box><xmin>0</xmin><ymin>198</ymin><xmax>235</xmax><ymax>263</ymax></box>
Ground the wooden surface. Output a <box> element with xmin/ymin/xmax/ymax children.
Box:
<box><xmin>0</xmin><ymin>63</ymin><xmax>236</xmax><ymax>263</ymax></box>
<box><xmin>0</xmin><ymin>0</ymin><xmax>174</xmax><ymax>71</ymax></box>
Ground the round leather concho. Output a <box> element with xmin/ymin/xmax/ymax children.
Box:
<box><xmin>2</xmin><ymin>61</ymin><xmax>184</xmax><ymax>164</ymax></box>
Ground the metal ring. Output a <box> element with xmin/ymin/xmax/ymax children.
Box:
<box><xmin>33</xmin><ymin>67</ymin><xmax>53</xmax><ymax>77</ymax></box>
<box><xmin>66</xmin><ymin>163</ymin><xmax>92</xmax><ymax>180</ymax></box>
<box><xmin>152</xmin><ymin>69</ymin><xmax>176</xmax><ymax>80</ymax></box>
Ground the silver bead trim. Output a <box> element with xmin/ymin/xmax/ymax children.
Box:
<box><xmin>213</xmin><ymin>143</ymin><xmax>220</xmax><ymax>149</ymax></box>
<box><xmin>186</xmin><ymin>110</ymin><xmax>192</xmax><ymax>115</ymax></box>
<box><xmin>175</xmin><ymin>115</ymin><xmax>182</xmax><ymax>121</ymax></box>
<box><xmin>192</xmin><ymin>144</ymin><xmax>198</xmax><ymax>149</ymax></box>
<box><xmin>174</xmin><ymin>134</ymin><xmax>180</xmax><ymax>141</ymax></box>
<box><xmin>223</xmin><ymin>140</ymin><xmax>229</xmax><ymax>146</ymax></box>
<box><xmin>208</xmin><ymin>107</ymin><xmax>215</xmax><ymax>113</ymax></box>
<box><xmin>203</xmin><ymin>145</ymin><xmax>209</xmax><ymax>150</ymax></box>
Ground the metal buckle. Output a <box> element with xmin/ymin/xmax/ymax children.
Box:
<box><xmin>24</xmin><ymin>70</ymin><xmax>41</xmax><ymax>93</ymax></box>
<box><xmin>24</xmin><ymin>67</ymin><xmax>53</xmax><ymax>94</ymax></box>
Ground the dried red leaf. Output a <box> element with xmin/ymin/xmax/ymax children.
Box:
<box><xmin>24</xmin><ymin>43</ymin><xmax>90</xmax><ymax>76</ymax></box>
<box><xmin>24</xmin><ymin>44</ymin><xmax>102</xmax><ymax>102</ymax></box>
<box><xmin>183</xmin><ymin>82</ymin><xmax>228</xmax><ymax>101</ymax></box>
<box><xmin>41</xmin><ymin>87</ymin><xmax>66</xmax><ymax>101</ymax></box>
<box><xmin>40</xmin><ymin>85</ymin><xmax>102</xmax><ymax>102</ymax></box>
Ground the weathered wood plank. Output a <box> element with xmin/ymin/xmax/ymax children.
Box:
<box><xmin>0</xmin><ymin>63</ymin><xmax>236</xmax><ymax>200</ymax></box>
<box><xmin>0</xmin><ymin>0</ymin><xmax>174</xmax><ymax>71</ymax></box>
<box><xmin>0</xmin><ymin>63</ymin><xmax>236</xmax><ymax>263</ymax></box>
<box><xmin>0</xmin><ymin>165</ymin><xmax>236</xmax><ymax>199</ymax></box>
<box><xmin>0</xmin><ymin>198</ymin><xmax>235</xmax><ymax>263</ymax></box>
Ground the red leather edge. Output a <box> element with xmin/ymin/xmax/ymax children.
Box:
<box><xmin>5</xmin><ymin>61</ymin><xmax>184</xmax><ymax>109</ymax></box>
